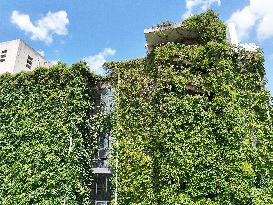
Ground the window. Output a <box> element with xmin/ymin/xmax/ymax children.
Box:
<box><xmin>26</xmin><ymin>55</ymin><xmax>33</xmax><ymax>69</ymax></box>
<box><xmin>0</xmin><ymin>51</ymin><xmax>6</xmax><ymax>63</ymax></box>
<box><xmin>26</xmin><ymin>64</ymin><xmax>31</xmax><ymax>69</ymax></box>
<box><xmin>27</xmin><ymin>59</ymin><xmax>32</xmax><ymax>65</ymax></box>
<box><xmin>92</xmin><ymin>173</ymin><xmax>112</xmax><ymax>202</ymax></box>
<box><xmin>27</xmin><ymin>55</ymin><xmax>33</xmax><ymax>61</ymax></box>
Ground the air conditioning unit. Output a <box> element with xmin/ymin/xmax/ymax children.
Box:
<box><xmin>98</xmin><ymin>149</ymin><xmax>108</xmax><ymax>160</ymax></box>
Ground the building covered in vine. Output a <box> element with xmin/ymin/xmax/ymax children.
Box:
<box><xmin>105</xmin><ymin>10</ymin><xmax>273</xmax><ymax>205</ymax></box>
<box><xmin>0</xmin><ymin>10</ymin><xmax>272</xmax><ymax>205</ymax></box>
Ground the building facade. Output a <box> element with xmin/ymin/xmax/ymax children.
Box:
<box><xmin>0</xmin><ymin>39</ymin><xmax>51</xmax><ymax>74</ymax></box>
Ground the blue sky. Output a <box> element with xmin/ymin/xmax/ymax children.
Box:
<box><xmin>0</xmin><ymin>0</ymin><xmax>272</xmax><ymax>94</ymax></box>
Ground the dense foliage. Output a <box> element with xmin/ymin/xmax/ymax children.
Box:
<box><xmin>183</xmin><ymin>10</ymin><xmax>226</xmax><ymax>44</ymax></box>
<box><xmin>0</xmin><ymin>10</ymin><xmax>272</xmax><ymax>205</ymax></box>
<box><xmin>106</xmin><ymin>11</ymin><xmax>273</xmax><ymax>205</ymax></box>
<box><xmin>0</xmin><ymin>62</ymin><xmax>106</xmax><ymax>204</ymax></box>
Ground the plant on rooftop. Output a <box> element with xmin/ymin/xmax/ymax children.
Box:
<box><xmin>183</xmin><ymin>9</ymin><xmax>226</xmax><ymax>44</ymax></box>
<box><xmin>152</xmin><ymin>21</ymin><xmax>174</xmax><ymax>29</ymax></box>
<box><xmin>105</xmin><ymin>10</ymin><xmax>273</xmax><ymax>205</ymax></box>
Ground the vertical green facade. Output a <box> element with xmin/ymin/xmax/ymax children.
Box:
<box><xmin>0</xmin><ymin>10</ymin><xmax>272</xmax><ymax>205</ymax></box>
<box><xmin>0</xmin><ymin>62</ymin><xmax>105</xmax><ymax>204</ymax></box>
<box><xmin>107</xmin><ymin>11</ymin><xmax>273</xmax><ymax>205</ymax></box>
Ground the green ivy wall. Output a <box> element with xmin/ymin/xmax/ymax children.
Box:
<box><xmin>0</xmin><ymin>10</ymin><xmax>272</xmax><ymax>205</ymax></box>
<box><xmin>106</xmin><ymin>11</ymin><xmax>273</xmax><ymax>205</ymax></box>
<box><xmin>0</xmin><ymin>62</ymin><xmax>106</xmax><ymax>205</ymax></box>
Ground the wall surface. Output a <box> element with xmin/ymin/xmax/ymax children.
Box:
<box><xmin>14</xmin><ymin>40</ymin><xmax>51</xmax><ymax>73</ymax></box>
<box><xmin>0</xmin><ymin>39</ymin><xmax>20</xmax><ymax>74</ymax></box>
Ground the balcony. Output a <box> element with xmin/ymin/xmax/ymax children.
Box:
<box><xmin>144</xmin><ymin>22</ymin><xmax>198</xmax><ymax>53</ymax></box>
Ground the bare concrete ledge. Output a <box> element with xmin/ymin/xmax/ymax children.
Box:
<box><xmin>144</xmin><ymin>23</ymin><xmax>198</xmax><ymax>53</ymax></box>
<box><xmin>93</xmin><ymin>167</ymin><xmax>112</xmax><ymax>174</ymax></box>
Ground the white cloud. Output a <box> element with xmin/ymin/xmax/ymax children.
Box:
<box><xmin>11</xmin><ymin>10</ymin><xmax>69</xmax><ymax>44</ymax></box>
<box><xmin>256</xmin><ymin>14</ymin><xmax>273</xmax><ymax>40</ymax></box>
<box><xmin>38</xmin><ymin>50</ymin><xmax>45</xmax><ymax>57</ymax></box>
<box><xmin>228</xmin><ymin>6</ymin><xmax>257</xmax><ymax>40</ymax></box>
<box><xmin>84</xmin><ymin>48</ymin><xmax>116</xmax><ymax>74</ymax></box>
<box><xmin>227</xmin><ymin>0</ymin><xmax>273</xmax><ymax>41</ymax></box>
<box><xmin>50</xmin><ymin>60</ymin><xmax>59</xmax><ymax>65</ymax></box>
<box><xmin>183</xmin><ymin>0</ymin><xmax>221</xmax><ymax>19</ymax></box>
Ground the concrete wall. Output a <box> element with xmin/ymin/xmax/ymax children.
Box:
<box><xmin>14</xmin><ymin>40</ymin><xmax>51</xmax><ymax>73</ymax></box>
<box><xmin>0</xmin><ymin>39</ymin><xmax>20</xmax><ymax>74</ymax></box>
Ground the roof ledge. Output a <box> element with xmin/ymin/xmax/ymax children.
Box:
<box><xmin>144</xmin><ymin>23</ymin><xmax>198</xmax><ymax>53</ymax></box>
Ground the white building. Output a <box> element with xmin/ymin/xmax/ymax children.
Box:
<box><xmin>0</xmin><ymin>39</ymin><xmax>52</xmax><ymax>74</ymax></box>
